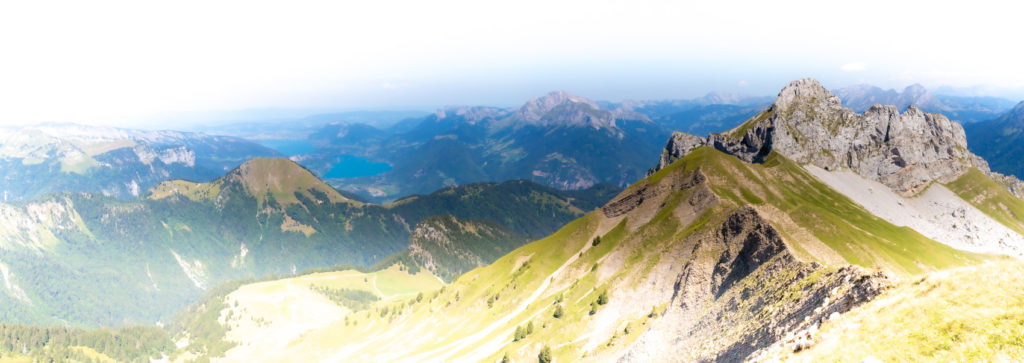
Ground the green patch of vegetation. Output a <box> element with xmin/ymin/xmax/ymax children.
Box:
<box><xmin>947</xmin><ymin>168</ymin><xmax>1024</xmax><ymax>237</ymax></box>
<box><xmin>0</xmin><ymin>324</ymin><xmax>172</xmax><ymax>363</ymax></box>
<box><xmin>728</xmin><ymin>108</ymin><xmax>774</xmax><ymax>138</ymax></box>
<box><xmin>309</xmin><ymin>285</ymin><xmax>379</xmax><ymax>311</ymax></box>
<box><xmin>538</xmin><ymin>345</ymin><xmax>553</xmax><ymax>363</ymax></box>
<box><xmin>799</xmin><ymin>261</ymin><xmax>1024</xmax><ymax>361</ymax></box>
<box><xmin>670</xmin><ymin>147</ymin><xmax>989</xmax><ymax>275</ymax></box>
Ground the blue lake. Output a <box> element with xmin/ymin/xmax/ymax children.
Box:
<box><xmin>323</xmin><ymin>155</ymin><xmax>392</xmax><ymax>178</ymax></box>
<box><xmin>257</xmin><ymin>139</ymin><xmax>315</xmax><ymax>156</ymax></box>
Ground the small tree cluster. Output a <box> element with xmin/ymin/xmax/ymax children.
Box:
<box><xmin>588</xmin><ymin>290</ymin><xmax>609</xmax><ymax>315</ymax></box>
<box><xmin>514</xmin><ymin>320</ymin><xmax>536</xmax><ymax>342</ymax></box>
<box><xmin>553</xmin><ymin>304</ymin><xmax>564</xmax><ymax>319</ymax></box>
<box><xmin>538</xmin><ymin>346</ymin><xmax>552</xmax><ymax>363</ymax></box>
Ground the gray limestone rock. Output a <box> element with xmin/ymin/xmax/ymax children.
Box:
<box><xmin>652</xmin><ymin>78</ymin><xmax>991</xmax><ymax>196</ymax></box>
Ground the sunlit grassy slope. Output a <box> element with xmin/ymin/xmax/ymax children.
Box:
<box><xmin>191</xmin><ymin>147</ymin><xmax>995</xmax><ymax>362</ymax></box>
<box><xmin>650</xmin><ymin>147</ymin><xmax>987</xmax><ymax>275</ymax></box>
<box><xmin>149</xmin><ymin>157</ymin><xmax>355</xmax><ymax>207</ymax></box>
<box><xmin>947</xmin><ymin>167</ymin><xmax>1024</xmax><ymax>237</ymax></box>
<box><xmin>791</xmin><ymin>260</ymin><xmax>1024</xmax><ymax>362</ymax></box>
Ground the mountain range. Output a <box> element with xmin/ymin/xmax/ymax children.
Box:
<box><xmin>295</xmin><ymin>91</ymin><xmax>671</xmax><ymax>201</ymax></box>
<box><xmin>2</xmin><ymin>79</ymin><xmax>1024</xmax><ymax>362</ymax></box>
<box><xmin>0</xmin><ymin>124</ymin><xmax>280</xmax><ymax>200</ymax></box>
<box><xmin>158</xmin><ymin>78</ymin><xmax>1024</xmax><ymax>362</ymax></box>
<box><xmin>964</xmin><ymin>101</ymin><xmax>1024</xmax><ymax>179</ymax></box>
<box><xmin>834</xmin><ymin>83</ymin><xmax>1016</xmax><ymax>123</ymax></box>
<box><xmin>0</xmin><ymin>157</ymin><xmax>616</xmax><ymax>327</ymax></box>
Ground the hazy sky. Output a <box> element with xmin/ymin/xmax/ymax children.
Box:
<box><xmin>2</xmin><ymin>0</ymin><xmax>1023</xmax><ymax>127</ymax></box>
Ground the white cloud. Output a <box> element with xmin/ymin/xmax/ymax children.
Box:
<box><xmin>841</xmin><ymin>62</ymin><xmax>867</xmax><ymax>72</ymax></box>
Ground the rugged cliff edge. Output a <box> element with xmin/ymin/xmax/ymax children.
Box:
<box><xmin>620</xmin><ymin>207</ymin><xmax>889</xmax><ymax>362</ymax></box>
<box><xmin>649</xmin><ymin>78</ymin><xmax>1024</xmax><ymax>197</ymax></box>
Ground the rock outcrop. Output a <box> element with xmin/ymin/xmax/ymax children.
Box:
<box><xmin>620</xmin><ymin>206</ymin><xmax>890</xmax><ymax>362</ymax></box>
<box><xmin>652</xmin><ymin>78</ymin><xmax>990</xmax><ymax>196</ymax></box>
<box><xmin>513</xmin><ymin>90</ymin><xmax>645</xmax><ymax>129</ymax></box>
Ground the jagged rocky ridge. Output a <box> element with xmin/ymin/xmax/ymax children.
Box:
<box><xmin>599</xmin><ymin>163</ymin><xmax>896</xmax><ymax>362</ymax></box>
<box><xmin>651</xmin><ymin>78</ymin><xmax>1024</xmax><ymax>198</ymax></box>
<box><xmin>620</xmin><ymin>207</ymin><xmax>889</xmax><ymax>362</ymax></box>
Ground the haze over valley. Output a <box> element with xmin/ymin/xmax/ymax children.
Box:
<box><xmin>2</xmin><ymin>1</ymin><xmax>1024</xmax><ymax>362</ymax></box>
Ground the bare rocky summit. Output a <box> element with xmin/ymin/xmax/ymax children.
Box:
<box><xmin>651</xmin><ymin>78</ymin><xmax>1000</xmax><ymax>196</ymax></box>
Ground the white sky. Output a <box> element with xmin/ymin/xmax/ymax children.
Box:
<box><xmin>1</xmin><ymin>0</ymin><xmax>1022</xmax><ymax>127</ymax></box>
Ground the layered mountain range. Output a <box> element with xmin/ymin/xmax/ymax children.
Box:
<box><xmin>162</xmin><ymin>78</ymin><xmax>1024</xmax><ymax>362</ymax></box>
<box><xmin>4</xmin><ymin>78</ymin><xmax>1024</xmax><ymax>362</ymax></box>
<box><xmin>655</xmin><ymin>78</ymin><xmax>992</xmax><ymax>195</ymax></box>
<box><xmin>0</xmin><ymin>124</ymin><xmax>280</xmax><ymax>200</ymax></box>
<box><xmin>0</xmin><ymin>157</ymin><xmax>616</xmax><ymax>327</ymax></box>
<box><xmin>964</xmin><ymin>101</ymin><xmax>1024</xmax><ymax>179</ymax></box>
<box><xmin>834</xmin><ymin>83</ymin><xmax>1016</xmax><ymax>123</ymax></box>
<box><xmin>297</xmin><ymin>91</ymin><xmax>670</xmax><ymax>201</ymax></box>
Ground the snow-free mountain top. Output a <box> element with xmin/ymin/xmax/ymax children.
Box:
<box><xmin>513</xmin><ymin>90</ymin><xmax>633</xmax><ymax>129</ymax></box>
<box><xmin>654</xmin><ymin>78</ymin><xmax>991</xmax><ymax>196</ymax></box>
<box><xmin>650</xmin><ymin>77</ymin><xmax>1024</xmax><ymax>260</ymax></box>
<box><xmin>431</xmin><ymin>90</ymin><xmax>646</xmax><ymax>130</ymax></box>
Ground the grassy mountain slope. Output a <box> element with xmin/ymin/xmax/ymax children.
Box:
<box><xmin>181</xmin><ymin>147</ymin><xmax>994</xmax><ymax>362</ymax></box>
<box><xmin>762</xmin><ymin>260</ymin><xmax>1024</xmax><ymax>362</ymax></box>
<box><xmin>0</xmin><ymin>158</ymin><xmax>617</xmax><ymax>327</ymax></box>
<box><xmin>405</xmin><ymin>215</ymin><xmax>531</xmax><ymax>283</ymax></box>
<box><xmin>171</xmin><ymin>264</ymin><xmax>442</xmax><ymax>361</ymax></box>
<box><xmin>649</xmin><ymin>147</ymin><xmax>983</xmax><ymax>274</ymax></box>
<box><xmin>947</xmin><ymin>167</ymin><xmax>1024</xmax><ymax>237</ymax></box>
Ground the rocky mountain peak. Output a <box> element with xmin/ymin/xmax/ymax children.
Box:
<box><xmin>514</xmin><ymin>91</ymin><xmax>618</xmax><ymax>129</ymax></box>
<box><xmin>771</xmin><ymin>78</ymin><xmax>843</xmax><ymax>111</ymax></box>
<box><xmin>898</xmin><ymin>84</ymin><xmax>943</xmax><ymax>111</ymax></box>
<box><xmin>651</xmin><ymin>78</ymin><xmax>988</xmax><ymax>196</ymax></box>
<box><xmin>903</xmin><ymin>83</ymin><xmax>927</xmax><ymax>97</ymax></box>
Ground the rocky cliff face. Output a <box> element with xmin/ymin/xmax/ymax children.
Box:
<box><xmin>618</xmin><ymin>205</ymin><xmax>890</xmax><ymax>362</ymax></box>
<box><xmin>652</xmin><ymin>78</ymin><xmax>991</xmax><ymax>196</ymax></box>
<box><xmin>513</xmin><ymin>90</ymin><xmax>643</xmax><ymax>129</ymax></box>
